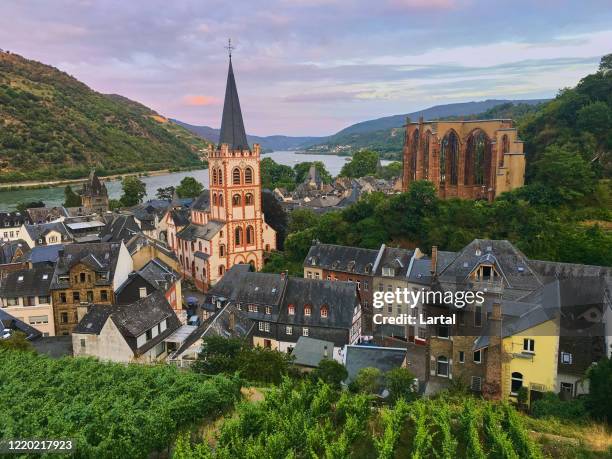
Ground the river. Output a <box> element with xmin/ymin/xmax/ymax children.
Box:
<box><xmin>0</xmin><ymin>151</ymin><xmax>392</xmax><ymax>211</ymax></box>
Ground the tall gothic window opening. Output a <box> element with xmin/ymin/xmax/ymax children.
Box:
<box><xmin>465</xmin><ymin>130</ymin><xmax>491</xmax><ymax>186</ymax></box>
<box><xmin>422</xmin><ymin>131</ymin><xmax>430</xmax><ymax>179</ymax></box>
<box><xmin>232</xmin><ymin>194</ymin><xmax>241</xmax><ymax>206</ymax></box>
<box><xmin>235</xmin><ymin>227</ymin><xmax>243</xmax><ymax>246</ymax></box>
<box><xmin>245</xmin><ymin>193</ymin><xmax>254</xmax><ymax>205</ymax></box>
<box><xmin>218</xmin><ymin>168</ymin><xmax>223</xmax><ymax>185</ymax></box>
<box><xmin>246</xmin><ymin>225</ymin><xmax>254</xmax><ymax>244</ymax></box>
<box><xmin>410</xmin><ymin>129</ymin><xmax>419</xmax><ymax>180</ymax></box>
<box><xmin>500</xmin><ymin>134</ymin><xmax>509</xmax><ymax>167</ymax></box>
<box><xmin>245</xmin><ymin>167</ymin><xmax>253</xmax><ymax>184</ymax></box>
<box><xmin>233</xmin><ymin>167</ymin><xmax>241</xmax><ymax>185</ymax></box>
<box><xmin>212</xmin><ymin>168</ymin><xmax>218</xmax><ymax>185</ymax></box>
<box><xmin>441</xmin><ymin>131</ymin><xmax>459</xmax><ymax>185</ymax></box>
<box><xmin>218</xmin><ymin>193</ymin><xmax>224</xmax><ymax>207</ymax></box>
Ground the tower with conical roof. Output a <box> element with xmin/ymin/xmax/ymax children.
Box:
<box><xmin>175</xmin><ymin>47</ymin><xmax>276</xmax><ymax>290</ymax></box>
<box><xmin>81</xmin><ymin>169</ymin><xmax>109</xmax><ymax>214</ymax></box>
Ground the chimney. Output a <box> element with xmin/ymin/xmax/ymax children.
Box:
<box><xmin>430</xmin><ymin>246</ymin><xmax>438</xmax><ymax>275</ymax></box>
<box><xmin>492</xmin><ymin>301</ymin><xmax>502</xmax><ymax>321</ymax></box>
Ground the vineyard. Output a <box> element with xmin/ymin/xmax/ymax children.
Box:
<box><xmin>0</xmin><ymin>350</ymin><xmax>241</xmax><ymax>458</ymax></box>
<box><xmin>173</xmin><ymin>379</ymin><xmax>544</xmax><ymax>459</ymax></box>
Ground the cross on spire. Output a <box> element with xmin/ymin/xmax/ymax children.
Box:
<box><xmin>226</xmin><ymin>38</ymin><xmax>234</xmax><ymax>59</ymax></box>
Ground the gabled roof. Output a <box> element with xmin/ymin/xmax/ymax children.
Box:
<box><xmin>375</xmin><ymin>246</ymin><xmax>414</xmax><ymax>278</ymax></box>
<box><xmin>191</xmin><ymin>190</ymin><xmax>210</xmax><ymax>211</ymax></box>
<box><xmin>50</xmin><ymin>242</ymin><xmax>122</xmax><ymax>289</ymax></box>
<box><xmin>0</xmin><ymin>309</ymin><xmax>42</xmax><ymax>341</ymax></box>
<box><xmin>0</xmin><ymin>211</ymin><xmax>30</xmax><ymax>227</ymax></box>
<box><xmin>23</xmin><ymin>222</ymin><xmax>71</xmax><ymax>242</ymax></box>
<box><xmin>176</xmin><ymin>220</ymin><xmax>224</xmax><ymax>242</ymax></box>
<box><xmin>304</xmin><ymin>243</ymin><xmax>378</xmax><ymax>275</ymax></box>
<box><xmin>116</xmin><ymin>258</ymin><xmax>179</xmax><ymax>297</ymax></box>
<box><xmin>0</xmin><ymin>265</ymin><xmax>54</xmax><ymax>298</ymax></box>
<box><xmin>99</xmin><ymin>214</ymin><xmax>141</xmax><ymax>243</ymax></box>
<box><xmin>0</xmin><ymin>239</ymin><xmax>29</xmax><ymax>264</ymax></box>
<box><xmin>292</xmin><ymin>336</ymin><xmax>335</xmax><ymax>368</ymax></box>
<box><xmin>218</xmin><ymin>58</ymin><xmax>249</xmax><ymax>151</ymax></box>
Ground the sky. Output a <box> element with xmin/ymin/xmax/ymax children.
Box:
<box><xmin>1</xmin><ymin>0</ymin><xmax>611</xmax><ymax>137</ymax></box>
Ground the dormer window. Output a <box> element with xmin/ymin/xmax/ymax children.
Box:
<box><xmin>304</xmin><ymin>305</ymin><xmax>311</xmax><ymax>316</ymax></box>
<box><xmin>382</xmin><ymin>266</ymin><xmax>395</xmax><ymax>277</ymax></box>
<box><xmin>320</xmin><ymin>305</ymin><xmax>328</xmax><ymax>318</ymax></box>
<box><xmin>288</xmin><ymin>304</ymin><xmax>295</xmax><ymax>315</ymax></box>
<box><xmin>365</xmin><ymin>263</ymin><xmax>372</xmax><ymax>274</ymax></box>
<box><xmin>473</xmin><ymin>264</ymin><xmax>499</xmax><ymax>281</ymax></box>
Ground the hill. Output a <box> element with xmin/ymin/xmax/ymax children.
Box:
<box><xmin>307</xmin><ymin>100</ymin><xmax>548</xmax><ymax>159</ymax></box>
<box><xmin>172</xmin><ymin>119</ymin><xmax>324</xmax><ymax>151</ymax></box>
<box><xmin>0</xmin><ymin>51</ymin><xmax>210</xmax><ymax>183</ymax></box>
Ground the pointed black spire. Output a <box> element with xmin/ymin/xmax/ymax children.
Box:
<box><xmin>218</xmin><ymin>56</ymin><xmax>249</xmax><ymax>151</ymax></box>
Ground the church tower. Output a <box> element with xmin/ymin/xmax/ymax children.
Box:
<box><xmin>207</xmin><ymin>54</ymin><xmax>274</xmax><ymax>272</ymax></box>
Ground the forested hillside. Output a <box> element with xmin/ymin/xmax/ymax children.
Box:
<box><xmin>0</xmin><ymin>52</ymin><xmax>209</xmax><ymax>183</ymax></box>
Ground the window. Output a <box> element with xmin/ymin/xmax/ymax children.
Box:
<box><xmin>146</xmin><ymin>329</ymin><xmax>153</xmax><ymax>340</ymax></box>
<box><xmin>245</xmin><ymin>167</ymin><xmax>253</xmax><ymax>184</ymax></box>
<box><xmin>38</xmin><ymin>295</ymin><xmax>50</xmax><ymax>304</ymax></box>
<box><xmin>561</xmin><ymin>352</ymin><xmax>573</xmax><ymax>364</ymax></box>
<box><xmin>212</xmin><ymin>168</ymin><xmax>218</xmax><ymax>185</ymax></box>
<box><xmin>246</xmin><ymin>226</ymin><xmax>254</xmax><ymax>245</ymax></box>
<box><xmin>29</xmin><ymin>315</ymin><xmax>48</xmax><ymax>324</ymax></box>
<box><xmin>437</xmin><ymin>325</ymin><xmax>449</xmax><ymax>339</ymax></box>
<box><xmin>288</xmin><ymin>304</ymin><xmax>295</xmax><ymax>315</ymax></box>
<box><xmin>320</xmin><ymin>305</ymin><xmax>328</xmax><ymax>318</ymax></box>
<box><xmin>264</xmin><ymin>322</ymin><xmax>270</xmax><ymax>332</ymax></box>
<box><xmin>24</xmin><ymin>296</ymin><xmax>36</xmax><ymax>306</ymax></box>
<box><xmin>473</xmin><ymin>350</ymin><xmax>482</xmax><ymax>364</ymax></box>
<box><xmin>523</xmin><ymin>338</ymin><xmax>535</xmax><ymax>353</ymax></box>
<box><xmin>258</xmin><ymin>321</ymin><xmax>264</xmax><ymax>331</ymax></box>
<box><xmin>219</xmin><ymin>244</ymin><xmax>226</xmax><ymax>256</ymax></box>
<box><xmin>80</xmin><ymin>272</ymin><xmax>86</xmax><ymax>282</ymax></box>
<box><xmin>560</xmin><ymin>382</ymin><xmax>574</xmax><ymax>397</ymax></box>
<box><xmin>100</xmin><ymin>290</ymin><xmax>108</xmax><ymax>301</ymax></box>
<box><xmin>218</xmin><ymin>168</ymin><xmax>223</xmax><ymax>185</ymax></box>
<box><xmin>6</xmin><ymin>297</ymin><xmax>18</xmax><ymax>306</ymax></box>
<box><xmin>139</xmin><ymin>287</ymin><xmax>147</xmax><ymax>298</ymax></box>
<box><xmin>218</xmin><ymin>193</ymin><xmax>224</xmax><ymax>207</ymax></box>
<box><xmin>474</xmin><ymin>304</ymin><xmax>482</xmax><ymax>327</ymax></box>
<box><xmin>219</xmin><ymin>265</ymin><xmax>225</xmax><ymax>276</ymax></box>
<box><xmin>286</xmin><ymin>326</ymin><xmax>292</xmax><ymax>335</ymax></box>
<box><xmin>86</xmin><ymin>291</ymin><xmax>93</xmax><ymax>302</ymax></box>
<box><xmin>60</xmin><ymin>312</ymin><xmax>69</xmax><ymax>324</ymax></box>
<box><xmin>436</xmin><ymin>356</ymin><xmax>449</xmax><ymax>377</ymax></box>
<box><xmin>382</xmin><ymin>267</ymin><xmax>394</xmax><ymax>277</ymax></box>
<box><xmin>235</xmin><ymin>227</ymin><xmax>243</xmax><ymax>245</ymax></box>
<box><xmin>364</xmin><ymin>280</ymin><xmax>369</xmax><ymax>291</ymax></box>
<box><xmin>233</xmin><ymin>167</ymin><xmax>241</xmax><ymax>184</ymax></box>
<box><xmin>511</xmin><ymin>372</ymin><xmax>523</xmax><ymax>395</ymax></box>
<box><xmin>160</xmin><ymin>319</ymin><xmax>167</xmax><ymax>332</ymax></box>
<box><xmin>73</xmin><ymin>292</ymin><xmax>80</xmax><ymax>302</ymax></box>
<box><xmin>459</xmin><ymin>351</ymin><xmax>465</xmax><ymax>363</ymax></box>
<box><xmin>213</xmin><ymin>193</ymin><xmax>218</xmax><ymax>205</ymax></box>
<box><xmin>304</xmin><ymin>305</ymin><xmax>311</xmax><ymax>316</ymax></box>
<box><xmin>248</xmin><ymin>304</ymin><xmax>258</xmax><ymax>313</ymax></box>
<box><xmin>80</xmin><ymin>339</ymin><xmax>86</xmax><ymax>349</ymax></box>
<box><xmin>232</xmin><ymin>194</ymin><xmax>241</xmax><ymax>206</ymax></box>
<box><xmin>302</xmin><ymin>327</ymin><xmax>309</xmax><ymax>337</ymax></box>
<box><xmin>245</xmin><ymin>193</ymin><xmax>254</xmax><ymax>205</ymax></box>
<box><xmin>265</xmin><ymin>306</ymin><xmax>272</xmax><ymax>315</ymax></box>
<box><xmin>59</xmin><ymin>292</ymin><xmax>67</xmax><ymax>303</ymax></box>
<box><xmin>471</xmin><ymin>376</ymin><xmax>482</xmax><ymax>392</ymax></box>
<box><xmin>307</xmin><ymin>272</ymin><xmax>312</xmax><ymax>279</ymax></box>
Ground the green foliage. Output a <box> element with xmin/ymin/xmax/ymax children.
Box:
<box><xmin>15</xmin><ymin>200</ymin><xmax>44</xmax><ymax>213</ymax></box>
<box><xmin>262</xmin><ymin>190</ymin><xmax>288</xmax><ymax>250</ymax></box>
<box><xmin>311</xmin><ymin>359</ymin><xmax>348</xmax><ymax>388</ymax></box>
<box><xmin>374</xmin><ymin>398</ymin><xmax>411</xmax><ymax>459</ymax></box>
<box><xmin>193</xmin><ymin>336</ymin><xmax>245</xmax><ymax>375</ymax></box>
<box><xmin>156</xmin><ymin>186</ymin><xmax>175</xmax><ymax>200</ymax></box>
<box><xmin>0</xmin><ymin>350</ymin><xmax>240</xmax><ymax>458</ymax></box>
<box><xmin>63</xmin><ymin>185</ymin><xmax>81</xmax><ymax>207</ymax></box>
<box><xmin>293</xmin><ymin>161</ymin><xmax>332</xmax><ymax>184</ymax></box>
<box><xmin>376</xmin><ymin>161</ymin><xmax>403</xmax><ymax>180</ymax></box>
<box><xmin>385</xmin><ymin>367</ymin><xmax>417</xmax><ymax>403</ymax></box>
<box><xmin>484</xmin><ymin>404</ymin><xmax>519</xmax><ymax>459</ymax></box>
<box><xmin>501</xmin><ymin>403</ymin><xmax>544</xmax><ymax>459</ymax></box>
<box><xmin>351</xmin><ymin>367</ymin><xmax>383</xmax><ymax>395</ymax></box>
<box><xmin>586</xmin><ymin>356</ymin><xmax>612</xmax><ymax>422</ymax></box>
<box><xmin>120</xmin><ymin>175</ymin><xmax>147</xmax><ymax>207</ymax></box>
<box><xmin>531</xmin><ymin>392</ymin><xmax>588</xmax><ymax>421</ymax></box>
<box><xmin>517</xmin><ymin>387</ymin><xmax>529</xmax><ymax>407</ymax></box>
<box><xmin>340</xmin><ymin>149</ymin><xmax>380</xmax><ymax>178</ymax></box>
<box><xmin>288</xmin><ymin>208</ymin><xmax>319</xmax><ymax>233</ymax></box>
<box><xmin>260</xmin><ymin>157</ymin><xmax>295</xmax><ymax>190</ymax></box>
<box><xmin>0</xmin><ymin>332</ymin><xmax>34</xmax><ymax>352</ymax></box>
<box><xmin>459</xmin><ymin>400</ymin><xmax>486</xmax><ymax>459</ymax></box>
<box><xmin>175</xmin><ymin>176</ymin><xmax>204</xmax><ymax>198</ymax></box>
<box><xmin>0</xmin><ymin>53</ymin><xmax>207</xmax><ymax>183</ymax></box>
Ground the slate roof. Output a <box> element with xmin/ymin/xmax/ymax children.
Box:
<box><xmin>124</xmin><ymin>233</ymin><xmax>176</xmax><ymax>260</ymax></box>
<box><xmin>176</xmin><ymin>220</ymin><xmax>224</xmax><ymax>242</ymax></box>
<box><xmin>0</xmin><ymin>265</ymin><xmax>54</xmax><ymax>298</ymax></box>
<box><xmin>529</xmin><ymin>259</ymin><xmax>612</xmax><ymax>282</ymax></box>
<box><xmin>23</xmin><ymin>222</ymin><xmax>72</xmax><ymax>243</ymax></box>
<box><xmin>26</xmin><ymin>207</ymin><xmax>68</xmax><ymax>223</ymax></box>
<box><xmin>99</xmin><ymin>214</ymin><xmax>141</xmax><ymax>243</ymax></box>
<box><xmin>0</xmin><ymin>309</ymin><xmax>42</xmax><ymax>341</ymax></box>
<box><xmin>0</xmin><ymin>211</ymin><xmax>30</xmax><ymax>228</ymax></box>
<box><xmin>344</xmin><ymin>345</ymin><xmax>407</xmax><ymax>383</ymax></box>
<box><xmin>81</xmin><ymin>170</ymin><xmax>107</xmax><ymax>197</ymax></box>
<box><xmin>168</xmin><ymin>209</ymin><xmax>190</xmax><ymax>227</ymax></box>
<box><xmin>191</xmin><ymin>191</ymin><xmax>210</xmax><ymax>211</ymax></box>
<box><xmin>74</xmin><ymin>290</ymin><xmax>181</xmax><ymax>355</ymax></box>
<box><xmin>292</xmin><ymin>336</ymin><xmax>335</xmax><ymax>368</ymax></box>
<box><xmin>0</xmin><ymin>239</ymin><xmax>29</xmax><ymax>264</ymax></box>
<box><xmin>375</xmin><ymin>246</ymin><xmax>414</xmax><ymax>278</ymax></box>
<box><xmin>50</xmin><ymin>242</ymin><xmax>122</xmax><ymax>289</ymax></box>
<box><xmin>304</xmin><ymin>243</ymin><xmax>378</xmax><ymax>275</ymax></box>
<box><xmin>407</xmin><ymin>257</ymin><xmax>433</xmax><ymax>285</ymax></box>
<box><xmin>116</xmin><ymin>258</ymin><xmax>179</xmax><ymax>297</ymax></box>
<box><xmin>218</xmin><ymin>58</ymin><xmax>249</xmax><ymax>150</ymax></box>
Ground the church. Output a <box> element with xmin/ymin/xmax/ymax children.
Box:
<box><xmin>175</xmin><ymin>55</ymin><xmax>277</xmax><ymax>291</ymax></box>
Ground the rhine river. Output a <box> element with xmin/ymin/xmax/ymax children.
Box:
<box><xmin>0</xmin><ymin>151</ymin><xmax>392</xmax><ymax>211</ymax></box>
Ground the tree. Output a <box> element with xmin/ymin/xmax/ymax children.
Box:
<box><xmin>119</xmin><ymin>176</ymin><xmax>146</xmax><ymax>207</ymax></box>
<box><xmin>236</xmin><ymin>346</ymin><xmax>293</xmax><ymax>384</ymax></box>
<box><xmin>586</xmin><ymin>356</ymin><xmax>612</xmax><ymax>421</ymax></box>
<box><xmin>311</xmin><ymin>359</ymin><xmax>348</xmax><ymax>388</ymax></box>
<box><xmin>16</xmin><ymin>200</ymin><xmax>44</xmax><ymax>213</ymax></box>
<box><xmin>384</xmin><ymin>367</ymin><xmax>417</xmax><ymax>403</ymax></box>
<box><xmin>532</xmin><ymin>144</ymin><xmax>596</xmax><ymax>204</ymax></box>
<box><xmin>340</xmin><ymin>150</ymin><xmax>379</xmax><ymax>178</ymax></box>
<box><xmin>577</xmin><ymin>101</ymin><xmax>611</xmax><ymax>139</ymax></box>
<box><xmin>376</xmin><ymin>161</ymin><xmax>402</xmax><ymax>180</ymax></box>
<box><xmin>0</xmin><ymin>331</ymin><xmax>34</xmax><ymax>352</ymax></box>
<box><xmin>156</xmin><ymin>186</ymin><xmax>175</xmax><ymax>200</ymax></box>
<box><xmin>63</xmin><ymin>185</ymin><xmax>81</xmax><ymax>207</ymax></box>
<box><xmin>261</xmin><ymin>157</ymin><xmax>295</xmax><ymax>190</ymax></box>
<box><xmin>598</xmin><ymin>53</ymin><xmax>612</xmax><ymax>74</ymax></box>
<box><xmin>262</xmin><ymin>190</ymin><xmax>287</xmax><ymax>249</ymax></box>
<box><xmin>175</xmin><ymin>177</ymin><xmax>203</xmax><ymax>198</ymax></box>
<box><xmin>351</xmin><ymin>367</ymin><xmax>383</xmax><ymax>395</ymax></box>
<box><xmin>293</xmin><ymin>161</ymin><xmax>332</xmax><ymax>184</ymax></box>
<box><xmin>288</xmin><ymin>208</ymin><xmax>319</xmax><ymax>233</ymax></box>
<box><xmin>193</xmin><ymin>336</ymin><xmax>245</xmax><ymax>375</ymax></box>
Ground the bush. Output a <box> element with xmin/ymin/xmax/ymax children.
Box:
<box><xmin>531</xmin><ymin>392</ymin><xmax>588</xmax><ymax>421</ymax></box>
<box><xmin>311</xmin><ymin>359</ymin><xmax>348</xmax><ymax>388</ymax></box>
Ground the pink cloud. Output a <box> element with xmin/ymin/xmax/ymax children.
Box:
<box><xmin>183</xmin><ymin>95</ymin><xmax>221</xmax><ymax>106</ymax></box>
<box><xmin>388</xmin><ymin>0</ymin><xmax>457</xmax><ymax>10</ymax></box>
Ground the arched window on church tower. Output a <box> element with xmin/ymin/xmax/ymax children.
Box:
<box><xmin>232</xmin><ymin>194</ymin><xmax>241</xmax><ymax>206</ymax></box>
<box><xmin>219</xmin><ymin>244</ymin><xmax>226</xmax><ymax>256</ymax></box>
<box><xmin>218</xmin><ymin>193</ymin><xmax>224</xmax><ymax>207</ymax></box>
<box><xmin>245</xmin><ymin>193</ymin><xmax>254</xmax><ymax>205</ymax></box>
<box><xmin>235</xmin><ymin>227</ymin><xmax>243</xmax><ymax>246</ymax></box>
<box><xmin>245</xmin><ymin>167</ymin><xmax>253</xmax><ymax>184</ymax></box>
<box><xmin>500</xmin><ymin>134</ymin><xmax>509</xmax><ymax>168</ymax></box>
<box><xmin>246</xmin><ymin>225</ymin><xmax>254</xmax><ymax>245</ymax></box>
<box><xmin>218</xmin><ymin>168</ymin><xmax>223</xmax><ymax>185</ymax></box>
<box><xmin>212</xmin><ymin>168</ymin><xmax>218</xmax><ymax>185</ymax></box>
<box><xmin>233</xmin><ymin>167</ymin><xmax>241</xmax><ymax>185</ymax></box>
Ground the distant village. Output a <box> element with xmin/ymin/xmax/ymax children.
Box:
<box><xmin>1</xmin><ymin>57</ymin><xmax>611</xmax><ymax>407</ymax></box>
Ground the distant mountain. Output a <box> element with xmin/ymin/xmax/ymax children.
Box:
<box><xmin>0</xmin><ymin>52</ymin><xmax>210</xmax><ymax>183</ymax></box>
<box><xmin>172</xmin><ymin>120</ymin><xmax>324</xmax><ymax>152</ymax></box>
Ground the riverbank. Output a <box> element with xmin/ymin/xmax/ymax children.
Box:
<box><xmin>0</xmin><ymin>166</ymin><xmax>207</xmax><ymax>191</ymax></box>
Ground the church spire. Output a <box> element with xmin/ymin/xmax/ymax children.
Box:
<box><xmin>218</xmin><ymin>42</ymin><xmax>249</xmax><ymax>151</ymax></box>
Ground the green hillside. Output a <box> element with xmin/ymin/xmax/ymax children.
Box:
<box><xmin>0</xmin><ymin>51</ymin><xmax>210</xmax><ymax>183</ymax></box>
